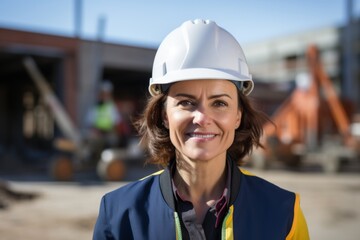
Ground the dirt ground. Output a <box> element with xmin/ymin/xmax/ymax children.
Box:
<box><xmin>0</xmin><ymin>169</ymin><xmax>359</xmax><ymax>240</ymax></box>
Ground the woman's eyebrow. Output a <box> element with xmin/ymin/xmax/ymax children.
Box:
<box><xmin>174</xmin><ymin>93</ymin><xmax>232</xmax><ymax>99</ymax></box>
<box><xmin>209</xmin><ymin>94</ymin><xmax>232</xmax><ymax>99</ymax></box>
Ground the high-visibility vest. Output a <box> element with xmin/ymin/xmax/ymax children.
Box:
<box><xmin>94</xmin><ymin>102</ymin><xmax>115</xmax><ymax>131</ymax></box>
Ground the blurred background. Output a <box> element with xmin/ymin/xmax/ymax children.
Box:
<box><xmin>0</xmin><ymin>0</ymin><xmax>359</xmax><ymax>239</ymax></box>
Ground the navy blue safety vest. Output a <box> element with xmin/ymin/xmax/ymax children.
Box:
<box><xmin>93</xmin><ymin>160</ymin><xmax>309</xmax><ymax>240</ymax></box>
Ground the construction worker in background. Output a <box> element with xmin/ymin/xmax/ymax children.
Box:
<box><xmin>86</xmin><ymin>81</ymin><xmax>121</xmax><ymax>149</ymax></box>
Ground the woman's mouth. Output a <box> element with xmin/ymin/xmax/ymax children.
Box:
<box><xmin>187</xmin><ymin>133</ymin><xmax>217</xmax><ymax>139</ymax></box>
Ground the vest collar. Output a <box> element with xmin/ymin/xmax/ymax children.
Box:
<box><xmin>159</xmin><ymin>157</ymin><xmax>243</xmax><ymax>210</ymax></box>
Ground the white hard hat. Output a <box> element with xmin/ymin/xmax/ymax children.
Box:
<box><xmin>149</xmin><ymin>19</ymin><xmax>254</xmax><ymax>96</ymax></box>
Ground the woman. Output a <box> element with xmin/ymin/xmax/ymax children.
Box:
<box><xmin>93</xmin><ymin>19</ymin><xmax>309</xmax><ymax>240</ymax></box>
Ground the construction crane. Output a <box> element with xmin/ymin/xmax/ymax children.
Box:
<box><xmin>251</xmin><ymin>45</ymin><xmax>359</xmax><ymax>173</ymax></box>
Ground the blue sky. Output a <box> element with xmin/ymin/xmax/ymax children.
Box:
<box><xmin>0</xmin><ymin>0</ymin><xmax>359</xmax><ymax>47</ymax></box>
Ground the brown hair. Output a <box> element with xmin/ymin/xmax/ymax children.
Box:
<box><xmin>135</xmin><ymin>90</ymin><xmax>268</xmax><ymax>167</ymax></box>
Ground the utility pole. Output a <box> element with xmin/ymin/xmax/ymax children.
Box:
<box><xmin>343</xmin><ymin>0</ymin><xmax>357</xmax><ymax>110</ymax></box>
<box><xmin>93</xmin><ymin>16</ymin><xmax>107</xmax><ymax>99</ymax></box>
<box><xmin>74</xmin><ymin>0</ymin><xmax>82</xmax><ymax>38</ymax></box>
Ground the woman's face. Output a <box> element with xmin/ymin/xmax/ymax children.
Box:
<box><xmin>164</xmin><ymin>79</ymin><xmax>241</xmax><ymax>163</ymax></box>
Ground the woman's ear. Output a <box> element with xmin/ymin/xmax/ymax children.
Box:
<box><xmin>235</xmin><ymin>110</ymin><xmax>241</xmax><ymax>129</ymax></box>
<box><xmin>162</xmin><ymin>111</ymin><xmax>169</xmax><ymax>129</ymax></box>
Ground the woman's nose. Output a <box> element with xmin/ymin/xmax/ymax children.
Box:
<box><xmin>192</xmin><ymin>108</ymin><xmax>211</xmax><ymax>126</ymax></box>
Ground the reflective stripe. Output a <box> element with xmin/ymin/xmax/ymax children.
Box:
<box><xmin>286</xmin><ymin>193</ymin><xmax>299</xmax><ymax>239</ymax></box>
<box><xmin>139</xmin><ymin>170</ymin><xmax>164</xmax><ymax>181</ymax></box>
<box><xmin>294</xmin><ymin>207</ymin><xmax>310</xmax><ymax>239</ymax></box>
<box><xmin>286</xmin><ymin>194</ymin><xmax>310</xmax><ymax>240</ymax></box>
<box><xmin>222</xmin><ymin>205</ymin><xmax>234</xmax><ymax>240</ymax></box>
<box><xmin>239</xmin><ymin>168</ymin><xmax>255</xmax><ymax>176</ymax></box>
<box><xmin>174</xmin><ymin>212</ymin><xmax>183</xmax><ymax>240</ymax></box>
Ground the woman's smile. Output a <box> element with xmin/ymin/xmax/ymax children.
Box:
<box><xmin>186</xmin><ymin>131</ymin><xmax>218</xmax><ymax>141</ymax></box>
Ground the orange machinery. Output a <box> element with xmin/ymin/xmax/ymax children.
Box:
<box><xmin>252</xmin><ymin>45</ymin><xmax>359</xmax><ymax>173</ymax></box>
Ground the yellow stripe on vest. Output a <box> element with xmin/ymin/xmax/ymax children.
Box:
<box><xmin>286</xmin><ymin>193</ymin><xmax>299</xmax><ymax>239</ymax></box>
<box><xmin>285</xmin><ymin>193</ymin><xmax>310</xmax><ymax>240</ymax></box>
<box><xmin>239</xmin><ymin>168</ymin><xmax>255</xmax><ymax>176</ymax></box>
<box><xmin>174</xmin><ymin>212</ymin><xmax>183</xmax><ymax>240</ymax></box>
<box><xmin>222</xmin><ymin>205</ymin><xmax>234</xmax><ymax>240</ymax></box>
<box><xmin>139</xmin><ymin>169</ymin><xmax>164</xmax><ymax>181</ymax></box>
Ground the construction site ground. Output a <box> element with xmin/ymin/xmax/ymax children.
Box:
<box><xmin>0</xmin><ymin>165</ymin><xmax>360</xmax><ymax>240</ymax></box>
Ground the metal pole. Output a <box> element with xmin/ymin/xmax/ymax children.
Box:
<box><xmin>93</xmin><ymin>16</ymin><xmax>107</xmax><ymax>97</ymax></box>
<box><xmin>343</xmin><ymin>0</ymin><xmax>355</xmax><ymax>103</ymax></box>
<box><xmin>74</xmin><ymin>0</ymin><xmax>82</xmax><ymax>38</ymax></box>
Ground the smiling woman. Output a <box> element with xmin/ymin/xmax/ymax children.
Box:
<box><xmin>93</xmin><ymin>19</ymin><xmax>310</xmax><ymax>240</ymax></box>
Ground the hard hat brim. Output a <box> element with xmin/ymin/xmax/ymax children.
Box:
<box><xmin>149</xmin><ymin>68</ymin><xmax>253</xmax><ymax>96</ymax></box>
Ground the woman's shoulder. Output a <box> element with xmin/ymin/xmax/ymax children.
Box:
<box><xmin>238</xmin><ymin>168</ymin><xmax>295</xmax><ymax>201</ymax></box>
<box><xmin>102</xmin><ymin>170</ymin><xmax>164</xmax><ymax>204</ymax></box>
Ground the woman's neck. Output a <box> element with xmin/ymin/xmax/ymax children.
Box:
<box><xmin>173</xmin><ymin>154</ymin><xmax>227</xmax><ymax>223</ymax></box>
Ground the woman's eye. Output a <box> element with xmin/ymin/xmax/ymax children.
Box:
<box><xmin>178</xmin><ymin>100</ymin><xmax>194</xmax><ymax>107</ymax></box>
<box><xmin>213</xmin><ymin>100</ymin><xmax>228</xmax><ymax>107</ymax></box>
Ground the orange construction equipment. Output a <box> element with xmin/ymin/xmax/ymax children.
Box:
<box><xmin>254</xmin><ymin>45</ymin><xmax>358</xmax><ymax>172</ymax></box>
